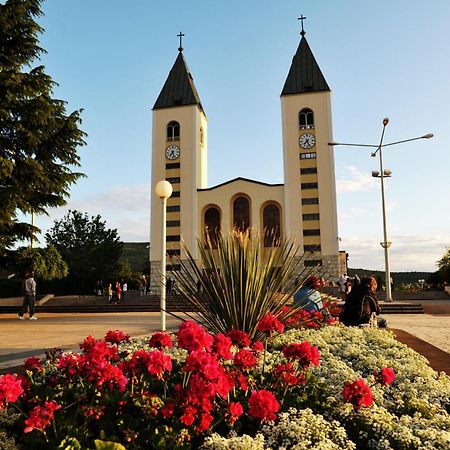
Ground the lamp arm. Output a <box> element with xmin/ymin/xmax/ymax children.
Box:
<box><xmin>382</xmin><ymin>135</ymin><xmax>432</xmax><ymax>147</ymax></box>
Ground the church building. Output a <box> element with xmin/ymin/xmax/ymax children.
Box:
<box><xmin>150</xmin><ymin>26</ymin><xmax>340</xmax><ymax>292</ymax></box>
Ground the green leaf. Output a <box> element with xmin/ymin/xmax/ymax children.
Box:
<box><xmin>94</xmin><ymin>440</ymin><xmax>126</xmax><ymax>450</ymax></box>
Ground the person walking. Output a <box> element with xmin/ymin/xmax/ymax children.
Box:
<box><xmin>18</xmin><ymin>271</ymin><xmax>37</xmax><ymax>320</ymax></box>
<box><xmin>121</xmin><ymin>280</ymin><xmax>127</xmax><ymax>303</ymax></box>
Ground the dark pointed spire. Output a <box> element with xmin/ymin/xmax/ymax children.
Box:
<box><xmin>153</xmin><ymin>48</ymin><xmax>204</xmax><ymax>111</ymax></box>
<box><xmin>281</xmin><ymin>32</ymin><xmax>330</xmax><ymax>96</ymax></box>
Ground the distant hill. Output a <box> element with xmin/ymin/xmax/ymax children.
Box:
<box><xmin>348</xmin><ymin>268</ymin><xmax>432</xmax><ymax>285</ymax></box>
<box><xmin>120</xmin><ymin>242</ymin><xmax>149</xmax><ymax>272</ymax></box>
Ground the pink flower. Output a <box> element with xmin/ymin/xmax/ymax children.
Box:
<box><xmin>234</xmin><ymin>349</ymin><xmax>257</xmax><ymax>370</ymax></box>
<box><xmin>213</xmin><ymin>333</ymin><xmax>233</xmax><ymax>359</ymax></box>
<box><xmin>226</xmin><ymin>330</ymin><xmax>251</xmax><ymax>348</ymax></box>
<box><xmin>104</xmin><ymin>330</ymin><xmax>130</xmax><ymax>344</ymax></box>
<box><xmin>247</xmin><ymin>389</ymin><xmax>280</xmax><ymax>422</ymax></box>
<box><xmin>24</xmin><ymin>356</ymin><xmax>42</xmax><ymax>372</ymax></box>
<box><xmin>147</xmin><ymin>351</ymin><xmax>172</xmax><ymax>379</ymax></box>
<box><xmin>228</xmin><ymin>402</ymin><xmax>243</xmax><ymax>425</ymax></box>
<box><xmin>257</xmin><ymin>313</ymin><xmax>284</xmax><ymax>333</ymax></box>
<box><xmin>178</xmin><ymin>321</ymin><xmax>213</xmax><ymax>352</ymax></box>
<box><xmin>282</xmin><ymin>342</ymin><xmax>320</xmax><ymax>368</ymax></box>
<box><xmin>342</xmin><ymin>378</ymin><xmax>374</xmax><ymax>410</ymax></box>
<box><xmin>149</xmin><ymin>332</ymin><xmax>173</xmax><ymax>349</ymax></box>
<box><xmin>0</xmin><ymin>374</ymin><xmax>24</xmax><ymax>409</ymax></box>
<box><xmin>374</xmin><ymin>367</ymin><xmax>396</xmax><ymax>386</ymax></box>
<box><xmin>24</xmin><ymin>401</ymin><xmax>61</xmax><ymax>433</ymax></box>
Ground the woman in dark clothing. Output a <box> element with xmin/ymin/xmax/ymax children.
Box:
<box><xmin>340</xmin><ymin>276</ymin><xmax>387</xmax><ymax>327</ymax></box>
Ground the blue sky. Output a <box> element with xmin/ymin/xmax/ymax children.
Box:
<box><xmin>20</xmin><ymin>0</ymin><xmax>450</xmax><ymax>272</ymax></box>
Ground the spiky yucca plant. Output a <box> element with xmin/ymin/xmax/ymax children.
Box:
<box><xmin>169</xmin><ymin>230</ymin><xmax>317</xmax><ymax>339</ymax></box>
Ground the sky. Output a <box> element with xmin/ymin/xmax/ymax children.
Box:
<box><xmin>15</xmin><ymin>0</ymin><xmax>450</xmax><ymax>272</ymax></box>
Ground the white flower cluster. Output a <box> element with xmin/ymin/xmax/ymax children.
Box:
<box><xmin>270</xmin><ymin>325</ymin><xmax>450</xmax><ymax>449</ymax></box>
<box><xmin>200</xmin><ymin>408</ymin><xmax>355</xmax><ymax>449</ymax></box>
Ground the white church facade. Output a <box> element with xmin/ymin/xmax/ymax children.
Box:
<box><xmin>150</xmin><ymin>28</ymin><xmax>341</xmax><ymax>292</ymax></box>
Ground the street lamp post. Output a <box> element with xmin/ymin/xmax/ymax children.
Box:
<box><xmin>155</xmin><ymin>180</ymin><xmax>173</xmax><ymax>331</ymax></box>
<box><xmin>329</xmin><ymin>119</ymin><xmax>433</xmax><ymax>302</ymax></box>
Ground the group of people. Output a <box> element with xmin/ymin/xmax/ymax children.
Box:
<box><xmin>105</xmin><ymin>280</ymin><xmax>127</xmax><ymax>304</ymax></box>
<box><xmin>292</xmin><ymin>273</ymin><xmax>386</xmax><ymax>328</ymax></box>
<box><xmin>339</xmin><ymin>275</ymin><xmax>387</xmax><ymax>327</ymax></box>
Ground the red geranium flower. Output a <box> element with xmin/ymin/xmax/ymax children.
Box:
<box><xmin>275</xmin><ymin>362</ymin><xmax>301</xmax><ymax>386</ymax></box>
<box><xmin>247</xmin><ymin>389</ymin><xmax>280</xmax><ymax>422</ymax></box>
<box><xmin>147</xmin><ymin>351</ymin><xmax>172</xmax><ymax>379</ymax></box>
<box><xmin>180</xmin><ymin>406</ymin><xmax>197</xmax><ymax>426</ymax></box>
<box><xmin>342</xmin><ymin>378</ymin><xmax>374</xmax><ymax>410</ymax></box>
<box><xmin>0</xmin><ymin>374</ymin><xmax>24</xmax><ymax>408</ymax></box>
<box><xmin>213</xmin><ymin>333</ymin><xmax>233</xmax><ymax>359</ymax></box>
<box><xmin>282</xmin><ymin>342</ymin><xmax>320</xmax><ymax>368</ymax></box>
<box><xmin>228</xmin><ymin>401</ymin><xmax>243</xmax><ymax>425</ymax></box>
<box><xmin>374</xmin><ymin>367</ymin><xmax>396</xmax><ymax>386</ymax></box>
<box><xmin>184</xmin><ymin>351</ymin><xmax>220</xmax><ymax>380</ymax></box>
<box><xmin>196</xmin><ymin>412</ymin><xmax>213</xmax><ymax>433</ymax></box>
<box><xmin>226</xmin><ymin>330</ymin><xmax>251</xmax><ymax>348</ymax></box>
<box><xmin>24</xmin><ymin>356</ymin><xmax>42</xmax><ymax>372</ymax></box>
<box><xmin>104</xmin><ymin>330</ymin><xmax>130</xmax><ymax>344</ymax></box>
<box><xmin>257</xmin><ymin>313</ymin><xmax>284</xmax><ymax>333</ymax></box>
<box><xmin>234</xmin><ymin>349</ymin><xmax>257</xmax><ymax>370</ymax></box>
<box><xmin>178</xmin><ymin>321</ymin><xmax>213</xmax><ymax>352</ymax></box>
<box><xmin>24</xmin><ymin>401</ymin><xmax>61</xmax><ymax>433</ymax></box>
<box><xmin>149</xmin><ymin>332</ymin><xmax>173</xmax><ymax>349</ymax></box>
<box><xmin>251</xmin><ymin>341</ymin><xmax>264</xmax><ymax>352</ymax></box>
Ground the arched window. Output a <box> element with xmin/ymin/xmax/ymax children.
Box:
<box><xmin>167</xmin><ymin>121</ymin><xmax>180</xmax><ymax>140</ymax></box>
<box><xmin>299</xmin><ymin>108</ymin><xmax>314</xmax><ymax>129</ymax></box>
<box><xmin>263</xmin><ymin>203</ymin><xmax>281</xmax><ymax>247</ymax></box>
<box><xmin>200</xmin><ymin>127</ymin><xmax>204</xmax><ymax>146</ymax></box>
<box><xmin>204</xmin><ymin>207</ymin><xmax>221</xmax><ymax>248</ymax></box>
<box><xmin>233</xmin><ymin>196</ymin><xmax>250</xmax><ymax>232</ymax></box>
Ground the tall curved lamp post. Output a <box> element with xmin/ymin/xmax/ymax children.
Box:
<box><xmin>155</xmin><ymin>180</ymin><xmax>173</xmax><ymax>330</ymax></box>
<box><xmin>329</xmin><ymin>119</ymin><xmax>433</xmax><ymax>302</ymax></box>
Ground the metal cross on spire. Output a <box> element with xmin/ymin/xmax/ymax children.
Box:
<box><xmin>177</xmin><ymin>32</ymin><xmax>185</xmax><ymax>52</ymax></box>
<box><xmin>298</xmin><ymin>15</ymin><xmax>307</xmax><ymax>36</ymax></box>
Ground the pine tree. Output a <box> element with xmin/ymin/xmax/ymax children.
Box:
<box><xmin>0</xmin><ymin>0</ymin><xmax>86</xmax><ymax>252</ymax></box>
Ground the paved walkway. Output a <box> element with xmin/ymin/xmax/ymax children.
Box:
<box><xmin>0</xmin><ymin>311</ymin><xmax>449</xmax><ymax>376</ymax></box>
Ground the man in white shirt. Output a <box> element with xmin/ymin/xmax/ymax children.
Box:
<box><xmin>19</xmin><ymin>271</ymin><xmax>37</xmax><ymax>320</ymax></box>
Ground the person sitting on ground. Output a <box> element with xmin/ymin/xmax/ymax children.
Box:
<box><xmin>340</xmin><ymin>276</ymin><xmax>387</xmax><ymax>327</ymax></box>
<box><xmin>294</xmin><ymin>276</ymin><xmax>323</xmax><ymax>313</ymax></box>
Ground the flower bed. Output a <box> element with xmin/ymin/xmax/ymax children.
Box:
<box><xmin>0</xmin><ymin>321</ymin><xmax>449</xmax><ymax>449</ymax></box>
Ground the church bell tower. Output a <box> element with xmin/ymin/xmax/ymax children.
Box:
<box><xmin>150</xmin><ymin>35</ymin><xmax>207</xmax><ymax>292</ymax></box>
<box><xmin>281</xmin><ymin>18</ymin><xmax>339</xmax><ymax>272</ymax></box>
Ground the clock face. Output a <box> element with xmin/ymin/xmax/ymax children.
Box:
<box><xmin>165</xmin><ymin>145</ymin><xmax>180</xmax><ymax>160</ymax></box>
<box><xmin>299</xmin><ymin>133</ymin><xmax>316</xmax><ymax>149</ymax></box>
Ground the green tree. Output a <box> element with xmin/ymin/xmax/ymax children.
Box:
<box><xmin>437</xmin><ymin>247</ymin><xmax>450</xmax><ymax>282</ymax></box>
<box><xmin>0</xmin><ymin>0</ymin><xmax>86</xmax><ymax>253</ymax></box>
<box><xmin>45</xmin><ymin>210</ymin><xmax>122</xmax><ymax>292</ymax></box>
<box><xmin>14</xmin><ymin>244</ymin><xmax>68</xmax><ymax>280</ymax></box>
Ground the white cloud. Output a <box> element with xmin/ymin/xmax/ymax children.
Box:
<box><xmin>34</xmin><ymin>184</ymin><xmax>150</xmax><ymax>243</ymax></box>
<box><xmin>341</xmin><ymin>233</ymin><xmax>450</xmax><ymax>272</ymax></box>
<box><xmin>336</xmin><ymin>165</ymin><xmax>377</xmax><ymax>193</ymax></box>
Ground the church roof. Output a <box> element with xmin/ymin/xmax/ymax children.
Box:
<box><xmin>153</xmin><ymin>51</ymin><xmax>204</xmax><ymax>112</ymax></box>
<box><xmin>198</xmin><ymin>177</ymin><xmax>283</xmax><ymax>191</ymax></box>
<box><xmin>281</xmin><ymin>35</ymin><xmax>330</xmax><ymax>95</ymax></box>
